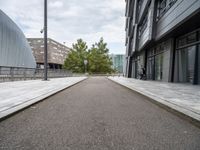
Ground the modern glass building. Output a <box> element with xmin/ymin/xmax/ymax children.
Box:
<box><xmin>125</xmin><ymin>0</ymin><xmax>200</xmax><ymax>85</ymax></box>
<box><xmin>110</xmin><ymin>54</ymin><xmax>125</xmax><ymax>73</ymax></box>
<box><xmin>0</xmin><ymin>10</ymin><xmax>36</xmax><ymax>68</ymax></box>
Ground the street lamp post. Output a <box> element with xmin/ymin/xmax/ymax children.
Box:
<box><xmin>44</xmin><ymin>0</ymin><xmax>48</xmax><ymax>80</ymax></box>
<box><xmin>84</xmin><ymin>60</ymin><xmax>88</xmax><ymax>74</ymax></box>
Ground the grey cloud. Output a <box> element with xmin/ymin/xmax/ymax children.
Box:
<box><xmin>0</xmin><ymin>0</ymin><xmax>125</xmax><ymax>54</ymax></box>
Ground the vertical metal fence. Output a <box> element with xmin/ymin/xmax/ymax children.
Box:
<box><xmin>0</xmin><ymin>66</ymin><xmax>73</xmax><ymax>82</ymax></box>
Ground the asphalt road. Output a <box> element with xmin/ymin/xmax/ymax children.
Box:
<box><xmin>0</xmin><ymin>77</ymin><xmax>200</xmax><ymax>150</ymax></box>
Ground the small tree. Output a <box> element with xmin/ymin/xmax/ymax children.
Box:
<box><xmin>63</xmin><ymin>39</ymin><xmax>88</xmax><ymax>73</ymax></box>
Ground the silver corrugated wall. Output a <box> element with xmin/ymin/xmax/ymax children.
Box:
<box><xmin>0</xmin><ymin>10</ymin><xmax>36</xmax><ymax>68</ymax></box>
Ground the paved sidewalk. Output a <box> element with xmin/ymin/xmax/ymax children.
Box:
<box><xmin>0</xmin><ymin>77</ymin><xmax>87</xmax><ymax>119</ymax></box>
<box><xmin>108</xmin><ymin>77</ymin><xmax>200</xmax><ymax>122</ymax></box>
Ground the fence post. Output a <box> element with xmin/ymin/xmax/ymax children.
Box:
<box><xmin>0</xmin><ymin>66</ymin><xmax>1</xmax><ymax>82</ymax></box>
<box><xmin>10</xmin><ymin>67</ymin><xmax>14</xmax><ymax>81</ymax></box>
<box><xmin>33</xmin><ymin>68</ymin><xmax>36</xmax><ymax>80</ymax></box>
<box><xmin>23</xmin><ymin>68</ymin><xmax>26</xmax><ymax>80</ymax></box>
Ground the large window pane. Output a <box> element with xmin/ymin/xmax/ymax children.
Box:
<box><xmin>147</xmin><ymin>57</ymin><xmax>154</xmax><ymax>80</ymax></box>
<box><xmin>178</xmin><ymin>46</ymin><xmax>196</xmax><ymax>83</ymax></box>
<box><xmin>155</xmin><ymin>53</ymin><xmax>163</xmax><ymax>81</ymax></box>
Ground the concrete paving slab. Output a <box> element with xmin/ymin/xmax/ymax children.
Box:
<box><xmin>0</xmin><ymin>77</ymin><xmax>87</xmax><ymax>119</ymax></box>
<box><xmin>108</xmin><ymin>77</ymin><xmax>200</xmax><ymax>122</ymax></box>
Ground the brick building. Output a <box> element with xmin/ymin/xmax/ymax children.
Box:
<box><xmin>28</xmin><ymin>38</ymin><xmax>71</xmax><ymax>69</ymax></box>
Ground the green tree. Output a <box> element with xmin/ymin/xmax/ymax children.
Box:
<box><xmin>88</xmin><ymin>38</ymin><xmax>114</xmax><ymax>74</ymax></box>
<box><xmin>63</xmin><ymin>39</ymin><xmax>88</xmax><ymax>73</ymax></box>
<box><xmin>64</xmin><ymin>37</ymin><xmax>114</xmax><ymax>74</ymax></box>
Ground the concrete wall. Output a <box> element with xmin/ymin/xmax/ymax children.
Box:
<box><xmin>0</xmin><ymin>10</ymin><xmax>36</xmax><ymax>68</ymax></box>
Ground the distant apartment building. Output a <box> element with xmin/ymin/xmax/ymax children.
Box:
<box><xmin>125</xmin><ymin>0</ymin><xmax>200</xmax><ymax>85</ymax></box>
<box><xmin>27</xmin><ymin>38</ymin><xmax>71</xmax><ymax>69</ymax></box>
<box><xmin>110</xmin><ymin>54</ymin><xmax>125</xmax><ymax>73</ymax></box>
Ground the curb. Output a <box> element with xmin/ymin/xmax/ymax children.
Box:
<box><xmin>107</xmin><ymin>77</ymin><xmax>200</xmax><ymax>128</ymax></box>
<box><xmin>0</xmin><ymin>77</ymin><xmax>88</xmax><ymax>121</ymax></box>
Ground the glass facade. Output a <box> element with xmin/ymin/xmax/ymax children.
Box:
<box><xmin>175</xmin><ymin>29</ymin><xmax>200</xmax><ymax>84</ymax></box>
<box><xmin>132</xmin><ymin>60</ymin><xmax>138</xmax><ymax>78</ymax></box>
<box><xmin>147</xmin><ymin>56</ymin><xmax>154</xmax><ymax>80</ymax></box>
<box><xmin>147</xmin><ymin>41</ymin><xmax>170</xmax><ymax>81</ymax></box>
<box><xmin>131</xmin><ymin>52</ymin><xmax>146</xmax><ymax>79</ymax></box>
<box><xmin>110</xmin><ymin>54</ymin><xmax>125</xmax><ymax>73</ymax></box>
<box><xmin>177</xmin><ymin>46</ymin><xmax>196</xmax><ymax>83</ymax></box>
<box><xmin>157</xmin><ymin>0</ymin><xmax>177</xmax><ymax>19</ymax></box>
<box><xmin>155</xmin><ymin>53</ymin><xmax>164</xmax><ymax>80</ymax></box>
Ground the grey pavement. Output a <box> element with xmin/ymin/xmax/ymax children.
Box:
<box><xmin>0</xmin><ymin>77</ymin><xmax>87</xmax><ymax>119</ymax></box>
<box><xmin>0</xmin><ymin>77</ymin><xmax>200</xmax><ymax>150</ymax></box>
<box><xmin>108</xmin><ymin>76</ymin><xmax>200</xmax><ymax>122</ymax></box>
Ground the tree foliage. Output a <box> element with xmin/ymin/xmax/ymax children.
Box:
<box><xmin>64</xmin><ymin>38</ymin><xmax>114</xmax><ymax>74</ymax></box>
<box><xmin>63</xmin><ymin>39</ymin><xmax>88</xmax><ymax>73</ymax></box>
<box><xmin>88</xmin><ymin>38</ymin><xmax>113</xmax><ymax>74</ymax></box>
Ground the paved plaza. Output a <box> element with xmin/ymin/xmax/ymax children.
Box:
<box><xmin>108</xmin><ymin>77</ymin><xmax>200</xmax><ymax>122</ymax></box>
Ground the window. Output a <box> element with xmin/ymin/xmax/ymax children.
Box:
<box><xmin>187</xmin><ymin>33</ymin><xmax>197</xmax><ymax>44</ymax></box>
<box><xmin>147</xmin><ymin>49</ymin><xmax>155</xmax><ymax>80</ymax></box>
<box><xmin>177</xmin><ymin>32</ymin><xmax>198</xmax><ymax>48</ymax></box>
<box><xmin>157</xmin><ymin>0</ymin><xmax>177</xmax><ymax>19</ymax></box>
<box><xmin>159</xmin><ymin>0</ymin><xmax>167</xmax><ymax>15</ymax></box>
<box><xmin>175</xmin><ymin>29</ymin><xmax>200</xmax><ymax>84</ymax></box>
<box><xmin>138</xmin><ymin>0</ymin><xmax>144</xmax><ymax>14</ymax></box>
<box><xmin>176</xmin><ymin>46</ymin><xmax>196</xmax><ymax>83</ymax></box>
<box><xmin>139</xmin><ymin>14</ymin><xmax>148</xmax><ymax>37</ymax></box>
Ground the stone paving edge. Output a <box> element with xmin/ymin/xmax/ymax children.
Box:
<box><xmin>0</xmin><ymin>77</ymin><xmax>88</xmax><ymax>121</ymax></box>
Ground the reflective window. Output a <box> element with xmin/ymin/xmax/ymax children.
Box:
<box><xmin>177</xmin><ymin>32</ymin><xmax>197</xmax><ymax>48</ymax></box>
<box><xmin>138</xmin><ymin>0</ymin><xmax>144</xmax><ymax>14</ymax></box>
<box><xmin>157</xmin><ymin>0</ymin><xmax>177</xmax><ymax>19</ymax></box>
<box><xmin>147</xmin><ymin>49</ymin><xmax>155</xmax><ymax>80</ymax></box>
<box><xmin>138</xmin><ymin>14</ymin><xmax>148</xmax><ymax>38</ymax></box>
<box><xmin>177</xmin><ymin>46</ymin><xmax>196</xmax><ymax>83</ymax></box>
<box><xmin>155</xmin><ymin>53</ymin><xmax>164</xmax><ymax>81</ymax></box>
<box><xmin>147</xmin><ymin>57</ymin><xmax>154</xmax><ymax>80</ymax></box>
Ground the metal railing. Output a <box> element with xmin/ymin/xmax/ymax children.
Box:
<box><xmin>0</xmin><ymin>66</ymin><xmax>73</xmax><ymax>82</ymax></box>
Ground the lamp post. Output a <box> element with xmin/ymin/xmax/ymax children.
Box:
<box><xmin>84</xmin><ymin>60</ymin><xmax>88</xmax><ymax>74</ymax></box>
<box><xmin>44</xmin><ymin>0</ymin><xmax>48</xmax><ymax>80</ymax></box>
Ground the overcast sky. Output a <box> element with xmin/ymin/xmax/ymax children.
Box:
<box><xmin>0</xmin><ymin>0</ymin><xmax>126</xmax><ymax>54</ymax></box>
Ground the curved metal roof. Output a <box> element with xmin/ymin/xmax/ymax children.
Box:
<box><xmin>0</xmin><ymin>10</ymin><xmax>36</xmax><ymax>68</ymax></box>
